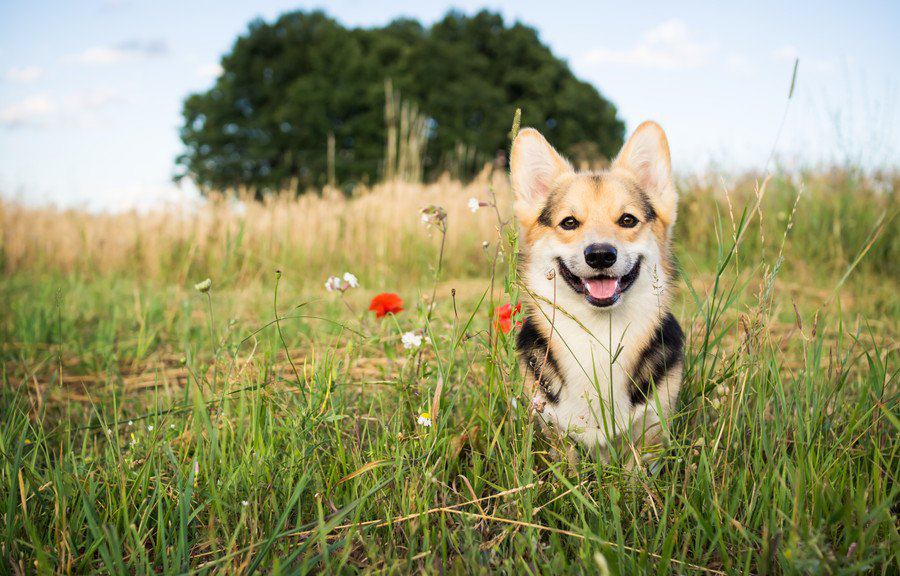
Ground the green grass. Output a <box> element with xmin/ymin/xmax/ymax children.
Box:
<box><xmin>1</xmin><ymin>172</ymin><xmax>897</xmax><ymax>574</ymax></box>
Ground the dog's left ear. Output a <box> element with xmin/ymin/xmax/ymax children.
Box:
<box><xmin>613</xmin><ymin>121</ymin><xmax>677</xmax><ymax>225</ymax></box>
<box><xmin>510</xmin><ymin>128</ymin><xmax>572</xmax><ymax>217</ymax></box>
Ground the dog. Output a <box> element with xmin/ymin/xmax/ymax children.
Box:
<box><xmin>510</xmin><ymin>121</ymin><xmax>683</xmax><ymax>459</ymax></box>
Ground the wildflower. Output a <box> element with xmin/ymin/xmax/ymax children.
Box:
<box><xmin>369</xmin><ymin>293</ymin><xmax>404</xmax><ymax>318</ymax></box>
<box><xmin>467</xmin><ymin>197</ymin><xmax>480</xmax><ymax>213</ymax></box>
<box><xmin>417</xmin><ymin>412</ymin><xmax>432</xmax><ymax>427</ymax></box>
<box><xmin>420</xmin><ymin>205</ymin><xmax>447</xmax><ymax>228</ymax></box>
<box><xmin>325</xmin><ymin>272</ymin><xmax>359</xmax><ymax>293</ymax></box>
<box><xmin>194</xmin><ymin>278</ymin><xmax>212</xmax><ymax>293</ymax></box>
<box><xmin>241</xmin><ymin>500</ymin><xmax>249</xmax><ymax>507</ymax></box>
<box><xmin>495</xmin><ymin>302</ymin><xmax>523</xmax><ymax>334</ymax></box>
<box><xmin>127</xmin><ymin>420</ymin><xmax>133</xmax><ymax>427</ymax></box>
<box><xmin>147</xmin><ymin>425</ymin><xmax>154</xmax><ymax>432</ymax></box>
<box><xmin>401</xmin><ymin>331</ymin><xmax>423</xmax><ymax>349</ymax></box>
<box><xmin>170</xmin><ymin>424</ymin><xmax>176</xmax><ymax>430</ymax></box>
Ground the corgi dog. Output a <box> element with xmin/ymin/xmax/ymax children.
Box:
<box><xmin>510</xmin><ymin>121</ymin><xmax>683</xmax><ymax>457</ymax></box>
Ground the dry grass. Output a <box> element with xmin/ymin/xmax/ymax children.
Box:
<box><xmin>2</xmin><ymin>168</ymin><xmax>895</xmax><ymax>291</ymax></box>
<box><xmin>1</xmin><ymin>170</ymin><xmax>510</xmax><ymax>287</ymax></box>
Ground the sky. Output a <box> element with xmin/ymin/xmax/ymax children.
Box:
<box><xmin>1</xmin><ymin>0</ymin><xmax>898</xmax><ymax>211</ymax></box>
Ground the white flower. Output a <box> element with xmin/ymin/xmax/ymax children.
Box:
<box><xmin>342</xmin><ymin>272</ymin><xmax>358</xmax><ymax>288</ymax></box>
<box><xmin>401</xmin><ymin>331</ymin><xmax>423</xmax><ymax>349</ymax></box>
<box><xmin>417</xmin><ymin>412</ymin><xmax>432</xmax><ymax>427</ymax></box>
<box><xmin>127</xmin><ymin>420</ymin><xmax>133</xmax><ymax>427</ymax></box>
<box><xmin>421</xmin><ymin>213</ymin><xmax>431</xmax><ymax>224</ymax></box>
<box><xmin>147</xmin><ymin>425</ymin><xmax>154</xmax><ymax>431</ymax></box>
<box><xmin>468</xmin><ymin>197</ymin><xmax>480</xmax><ymax>213</ymax></box>
<box><xmin>241</xmin><ymin>500</ymin><xmax>249</xmax><ymax>507</ymax></box>
<box><xmin>170</xmin><ymin>424</ymin><xmax>176</xmax><ymax>430</ymax></box>
<box><xmin>324</xmin><ymin>275</ymin><xmax>343</xmax><ymax>292</ymax></box>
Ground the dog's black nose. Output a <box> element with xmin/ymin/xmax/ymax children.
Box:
<box><xmin>584</xmin><ymin>243</ymin><xmax>617</xmax><ymax>269</ymax></box>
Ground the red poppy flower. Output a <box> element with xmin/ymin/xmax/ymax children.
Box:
<box><xmin>495</xmin><ymin>302</ymin><xmax>522</xmax><ymax>334</ymax></box>
<box><xmin>369</xmin><ymin>293</ymin><xmax>404</xmax><ymax>318</ymax></box>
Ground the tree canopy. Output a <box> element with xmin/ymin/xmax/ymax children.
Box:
<box><xmin>176</xmin><ymin>10</ymin><xmax>625</xmax><ymax>196</ymax></box>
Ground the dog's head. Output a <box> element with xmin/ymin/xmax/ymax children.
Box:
<box><xmin>511</xmin><ymin>121</ymin><xmax>677</xmax><ymax>309</ymax></box>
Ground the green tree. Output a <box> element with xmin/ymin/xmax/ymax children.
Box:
<box><xmin>176</xmin><ymin>10</ymin><xmax>624</xmax><ymax>197</ymax></box>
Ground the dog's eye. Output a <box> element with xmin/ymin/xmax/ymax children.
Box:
<box><xmin>559</xmin><ymin>216</ymin><xmax>580</xmax><ymax>230</ymax></box>
<box><xmin>618</xmin><ymin>213</ymin><xmax>639</xmax><ymax>228</ymax></box>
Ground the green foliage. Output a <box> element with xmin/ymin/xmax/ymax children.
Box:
<box><xmin>176</xmin><ymin>10</ymin><xmax>624</xmax><ymax>195</ymax></box>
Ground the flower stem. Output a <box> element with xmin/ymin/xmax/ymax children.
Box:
<box><xmin>274</xmin><ymin>271</ymin><xmax>305</xmax><ymax>400</ymax></box>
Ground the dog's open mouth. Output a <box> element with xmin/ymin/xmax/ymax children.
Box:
<box><xmin>555</xmin><ymin>256</ymin><xmax>642</xmax><ymax>307</ymax></box>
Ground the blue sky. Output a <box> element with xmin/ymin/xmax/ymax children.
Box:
<box><xmin>1</xmin><ymin>0</ymin><xmax>897</xmax><ymax>211</ymax></box>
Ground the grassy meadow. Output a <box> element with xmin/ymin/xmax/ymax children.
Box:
<box><xmin>0</xmin><ymin>167</ymin><xmax>897</xmax><ymax>574</ymax></box>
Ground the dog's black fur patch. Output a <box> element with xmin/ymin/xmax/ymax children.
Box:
<box><xmin>517</xmin><ymin>317</ymin><xmax>563</xmax><ymax>403</ymax></box>
<box><xmin>627</xmin><ymin>182</ymin><xmax>657</xmax><ymax>222</ymax></box>
<box><xmin>536</xmin><ymin>193</ymin><xmax>557</xmax><ymax>227</ymax></box>
<box><xmin>628</xmin><ymin>312</ymin><xmax>683</xmax><ymax>406</ymax></box>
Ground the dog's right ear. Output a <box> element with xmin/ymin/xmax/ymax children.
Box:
<box><xmin>510</xmin><ymin>128</ymin><xmax>571</xmax><ymax>213</ymax></box>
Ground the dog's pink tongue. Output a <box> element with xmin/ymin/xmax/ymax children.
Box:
<box><xmin>584</xmin><ymin>278</ymin><xmax>618</xmax><ymax>300</ymax></box>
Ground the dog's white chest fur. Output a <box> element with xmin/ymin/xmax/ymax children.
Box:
<box><xmin>525</xmin><ymin>266</ymin><xmax>667</xmax><ymax>449</ymax></box>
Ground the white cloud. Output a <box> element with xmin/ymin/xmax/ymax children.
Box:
<box><xmin>69</xmin><ymin>89</ymin><xmax>125</xmax><ymax>109</ymax></box>
<box><xmin>0</xmin><ymin>94</ymin><xmax>56</xmax><ymax>128</ymax></box>
<box><xmin>66</xmin><ymin>46</ymin><xmax>130</xmax><ymax>65</ymax></box>
<box><xmin>772</xmin><ymin>45</ymin><xmax>834</xmax><ymax>74</ymax></box>
<box><xmin>5</xmin><ymin>66</ymin><xmax>44</xmax><ymax>84</ymax></box>
<box><xmin>725</xmin><ymin>54</ymin><xmax>752</xmax><ymax>74</ymax></box>
<box><xmin>583</xmin><ymin>19</ymin><xmax>715</xmax><ymax>70</ymax></box>
<box><xmin>196</xmin><ymin>63</ymin><xmax>223</xmax><ymax>80</ymax></box>
<box><xmin>1</xmin><ymin>89</ymin><xmax>126</xmax><ymax>128</ymax></box>
<box><xmin>772</xmin><ymin>45</ymin><xmax>800</xmax><ymax>62</ymax></box>
<box><xmin>64</xmin><ymin>39</ymin><xmax>168</xmax><ymax>66</ymax></box>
